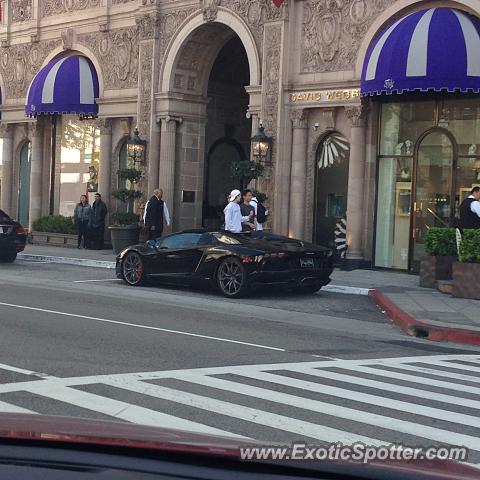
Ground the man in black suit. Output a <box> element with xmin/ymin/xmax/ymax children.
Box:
<box><xmin>144</xmin><ymin>188</ymin><xmax>171</xmax><ymax>240</ymax></box>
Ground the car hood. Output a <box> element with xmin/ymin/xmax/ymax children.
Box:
<box><xmin>0</xmin><ymin>414</ymin><xmax>478</xmax><ymax>479</ymax></box>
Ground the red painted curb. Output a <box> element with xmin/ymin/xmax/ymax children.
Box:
<box><xmin>368</xmin><ymin>289</ymin><xmax>480</xmax><ymax>346</ymax></box>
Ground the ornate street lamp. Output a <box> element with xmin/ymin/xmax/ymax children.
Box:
<box><xmin>251</xmin><ymin>121</ymin><xmax>272</xmax><ymax>166</ymax></box>
<box><xmin>126</xmin><ymin>127</ymin><xmax>147</xmax><ymax>165</ymax></box>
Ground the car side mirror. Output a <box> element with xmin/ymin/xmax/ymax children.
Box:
<box><xmin>146</xmin><ymin>240</ymin><xmax>157</xmax><ymax>248</ymax></box>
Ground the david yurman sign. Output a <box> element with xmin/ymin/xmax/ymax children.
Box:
<box><xmin>290</xmin><ymin>88</ymin><xmax>360</xmax><ymax>103</ymax></box>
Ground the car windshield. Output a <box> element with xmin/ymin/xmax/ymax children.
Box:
<box><xmin>0</xmin><ymin>210</ymin><xmax>11</xmax><ymax>222</ymax></box>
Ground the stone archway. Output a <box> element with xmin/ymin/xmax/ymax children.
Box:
<box><xmin>156</xmin><ymin>12</ymin><xmax>260</xmax><ymax>230</ymax></box>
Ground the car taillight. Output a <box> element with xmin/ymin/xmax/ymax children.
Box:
<box><xmin>16</xmin><ymin>225</ymin><xmax>26</xmax><ymax>235</ymax></box>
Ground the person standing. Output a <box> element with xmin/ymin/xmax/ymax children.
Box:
<box><xmin>90</xmin><ymin>193</ymin><xmax>108</xmax><ymax>249</ymax></box>
<box><xmin>459</xmin><ymin>186</ymin><xmax>480</xmax><ymax>230</ymax></box>
<box><xmin>250</xmin><ymin>188</ymin><xmax>268</xmax><ymax>231</ymax></box>
<box><xmin>223</xmin><ymin>189</ymin><xmax>253</xmax><ymax>233</ymax></box>
<box><xmin>144</xmin><ymin>188</ymin><xmax>171</xmax><ymax>240</ymax></box>
<box><xmin>240</xmin><ymin>189</ymin><xmax>256</xmax><ymax>232</ymax></box>
<box><xmin>74</xmin><ymin>195</ymin><xmax>92</xmax><ymax>249</ymax></box>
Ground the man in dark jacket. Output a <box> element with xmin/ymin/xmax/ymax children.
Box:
<box><xmin>459</xmin><ymin>186</ymin><xmax>480</xmax><ymax>230</ymax></box>
<box><xmin>144</xmin><ymin>188</ymin><xmax>171</xmax><ymax>240</ymax></box>
<box><xmin>91</xmin><ymin>193</ymin><xmax>108</xmax><ymax>249</ymax></box>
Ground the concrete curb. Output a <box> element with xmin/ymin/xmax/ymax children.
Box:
<box><xmin>369</xmin><ymin>289</ymin><xmax>480</xmax><ymax>346</ymax></box>
<box><xmin>18</xmin><ymin>253</ymin><xmax>116</xmax><ymax>270</ymax></box>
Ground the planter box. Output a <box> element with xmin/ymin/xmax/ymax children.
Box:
<box><xmin>419</xmin><ymin>255</ymin><xmax>456</xmax><ymax>288</ymax></box>
<box><xmin>30</xmin><ymin>231</ymin><xmax>78</xmax><ymax>247</ymax></box>
<box><xmin>452</xmin><ymin>262</ymin><xmax>480</xmax><ymax>300</ymax></box>
<box><xmin>109</xmin><ymin>225</ymin><xmax>140</xmax><ymax>254</ymax></box>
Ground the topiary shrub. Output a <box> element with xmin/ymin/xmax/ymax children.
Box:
<box><xmin>32</xmin><ymin>215</ymin><xmax>77</xmax><ymax>234</ymax></box>
<box><xmin>424</xmin><ymin>228</ymin><xmax>457</xmax><ymax>257</ymax></box>
<box><xmin>459</xmin><ymin>229</ymin><xmax>480</xmax><ymax>263</ymax></box>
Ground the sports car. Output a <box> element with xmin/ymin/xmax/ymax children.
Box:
<box><xmin>116</xmin><ymin>230</ymin><xmax>333</xmax><ymax>297</ymax></box>
<box><xmin>0</xmin><ymin>209</ymin><xmax>27</xmax><ymax>262</ymax></box>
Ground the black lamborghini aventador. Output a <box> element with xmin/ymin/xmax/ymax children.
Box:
<box><xmin>116</xmin><ymin>230</ymin><xmax>333</xmax><ymax>297</ymax></box>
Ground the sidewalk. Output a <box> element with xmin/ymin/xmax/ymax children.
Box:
<box><xmin>17</xmin><ymin>244</ymin><xmax>480</xmax><ymax>345</ymax></box>
<box><xmin>332</xmin><ymin>269</ymin><xmax>480</xmax><ymax>345</ymax></box>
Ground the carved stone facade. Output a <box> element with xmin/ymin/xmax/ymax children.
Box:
<box><xmin>11</xmin><ymin>0</ymin><xmax>33</xmax><ymax>22</ymax></box>
<box><xmin>41</xmin><ymin>0</ymin><xmax>101</xmax><ymax>17</ymax></box>
<box><xmin>77</xmin><ymin>27</ymin><xmax>139</xmax><ymax>90</ymax></box>
<box><xmin>0</xmin><ymin>39</ymin><xmax>62</xmax><ymax>99</ymax></box>
<box><xmin>302</xmin><ymin>0</ymin><xmax>392</xmax><ymax>73</ymax></box>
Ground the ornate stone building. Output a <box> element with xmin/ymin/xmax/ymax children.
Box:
<box><xmin>1</xmin><ymin>0</ymin><xmax>480</xmax><ymax>270</ymax></box>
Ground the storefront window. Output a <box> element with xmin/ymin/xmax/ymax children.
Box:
<box><xmin>379</xmin><ymin>102</ymin><xmax>434</xmax><ymax>156</ymax></box>
<box><xmin>59</xmin><ymin>115</ymin><xmax>100</xmax><ymax>216</ymax></box>
<box><xmin>375</xmin><ymin>157</ymin><xmax>412</xmax><ymax>269</ymax></box>
<box><xmin>456</xmin><ymin>156</ymin><xmax>480</xmax><ymax>217</ymax></box>
<box><xmin>441</xmin><ymin>97</ymin><xmax>480</xmax><ymax>156</ymax></box>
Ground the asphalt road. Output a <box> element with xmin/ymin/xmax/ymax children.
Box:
<box><xmin>0</xmin><ymin>259</ymin><xmax>479</xmax><ymax>464</ymax></box>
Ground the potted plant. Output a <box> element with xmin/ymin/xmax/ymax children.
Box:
<box><xmin>230</xmin><ymin>159</ymin><xmax>265</xmax><ymax>191</ymax></box>
<box><xmin>109</xmin><ymin>167</ymin><xmax>143</xmax><ymax>254</ymax></box>
<box><xmin>419</xmin><ymin>227</ymin><xmax>457</xmax><ymax>288</ymax></box>
<box><xmin>30</xmin><ymin>214</ymin><xmax>78</xmax><ymax>247</ymax></box>
<box><xmin>452</xmin><ymin>229</ymin><xmax>480</xmax><ymax>299</ymax></box>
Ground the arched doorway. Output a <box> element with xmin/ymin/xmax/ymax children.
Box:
<box><xmin>159</xmin><ymin>16</ymin><xmax>258</xmax><ymax>230</ymax></box>
<box><xmin>313</xmin><ymin>132</ymin><xmax>350</xmax><ymax>257</ymax></box>
<box><xmin>18</xmin><ymin>142</ymin><xmax>31</xmax><ymax>227</ymax></box>
<box><xmin>203</xmin><ymin>36</ymin><xmax>251</xmax><ymax>229</ymax></box>
<box><xmin>411</xmin><ymin>128</ymin><xmax>456</xmax><ymax>269</ymax></box>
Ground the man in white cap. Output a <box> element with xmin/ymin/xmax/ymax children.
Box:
<box><xmin>223</xmin><ymin>189</ymin><xmax>253</xmax><ymax>233</ymax></box>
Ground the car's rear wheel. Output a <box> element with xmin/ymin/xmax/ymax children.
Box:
<box><xmin>217</xmin><ymin>257</ymin><xmax>249</xmax><ymax>298</ymax></box>
<box><xmin>294</xmin><ymin>284</ymin><xmax>322</xmax><ymax>294</ymax></box>
<box><xmin>122</xmin><ymin>252</ymin><xmax>146</xmax><ymax>286</ymax></box>
<box><xmin>0</xmin><ymin>251</ymin><xmax>17</xmax><ymax>263</ymax></box>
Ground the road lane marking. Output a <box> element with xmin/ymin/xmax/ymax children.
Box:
<box><xmin>0</xmin><ymin>401</ymin><xmax>36</xmax><ymax>414</ymax></box>
<box><xmin>0</xmin><ymin>301</ymin><xmax>286</xmax><ymax>352</ymax></box>
<box><xmin>27</xmin><ymin>382</ymin><xmax>248</xmax><ymax>439</ymax></box>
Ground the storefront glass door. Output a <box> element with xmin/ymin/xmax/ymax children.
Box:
<box><xmin>411</xmin><ymin>130</ymin><xmax>454</xmax><ymax>270</ymax></box>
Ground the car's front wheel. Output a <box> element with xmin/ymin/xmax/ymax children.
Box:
<box><xmin>122</xmin><ymin>252</ymin><xmax>146</xmax><ymax>286</ymax></box>
<box><xmin>216</xmin><ymin>257</ymin><xmax>249</xmax><ymax>298</ymax></box>
<box><xmin>0</xmin><ymin>251</ymin><xmax>17</xmax><ymax>263</ymax></box>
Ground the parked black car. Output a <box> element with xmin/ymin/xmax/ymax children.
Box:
<box><xmin>116</xmin><ymin>230</ymin><xmax>333</xmax><ymax>297</ymax></box>
<box><xmin>0</xmin><ymin>209</ymin><xmax>27</xmax><ymax>262</ymax></box>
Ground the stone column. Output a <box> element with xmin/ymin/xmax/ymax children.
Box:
<box><xmin>288</xmin><ymin>109</ymin><xmax>309</xmax><ymax>239</ymax></box>
<box><xmin>345</xmin><ymin>105</ymin><xmax>367</xmax><ymax>262</ymax></box>
<box><xmin>159</xmin><ymin>115</ymin><xmax>182</xmax><ymax>230</ymax></box>
<box><xmin>96</xmin><ymin>118</ymin><xmax>112</xmax><ymax>201</ymax></box>
<box><xmin>148</xmin><ymin>117</ymin><xmax>161</xmax><ymax>194</ymax></box>
<box><xmin>0</xmin><ymin>124</ymin><xmax>14</xmax><ymax>215</ymax></box>
<box><xmin>28</xmin><ymin>119</ymin><xmax>45</xmax><ymax>230</ymax></box>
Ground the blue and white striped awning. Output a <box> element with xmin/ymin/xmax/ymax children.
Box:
<box><xmin>361</xmin><ymin>8</ymin><xmax>480</xmax><ymax>96</ymax></box>
<box><xmin>25</xmin><ymin>55</ymin><xmax>99</xmax><ymax>117</ymax></box>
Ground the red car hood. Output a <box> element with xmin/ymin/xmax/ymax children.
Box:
<box><xmin>0</xmin><ymin>413</ymin><xmax>478</xmax><ymax>479</ymax></box>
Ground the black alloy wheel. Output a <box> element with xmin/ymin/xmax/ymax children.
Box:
<box><xmin>217</xmin><ymin>257</ymin><xmax>249</xmax><ymax>298</ymax></box>
<box><xmin>122</xmin><ymin>252</ymin><xmax>146</xmax><ymax>286</ymax></box>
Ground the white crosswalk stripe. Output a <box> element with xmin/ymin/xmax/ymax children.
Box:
<box><xmin>0</xmin><ymin>354</ymin><xmax>479</xmax><ymax>463</ymax></box>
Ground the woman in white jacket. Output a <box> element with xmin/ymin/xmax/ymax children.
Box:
<box><xmin>223</xmin><ymin>189</ymin><xmax>253</xmax><ymax>233</ymax></box>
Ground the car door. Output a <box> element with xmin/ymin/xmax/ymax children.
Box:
<box><xmin>150</xmin><ymin>233</ymin><xmax>207</xmax><ymax>278</ymax></box>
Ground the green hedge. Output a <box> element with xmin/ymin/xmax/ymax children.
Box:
<box><xmin>110</xmin><ymin>212</ymin><xmax>140</xmax><ymax>226</ymax></box>
<box><xmin>32</xmin><ymin>215</ymin><xmax>77</xmax><ymax>235</ymax></box>
<box><xmin>424</xmin><ymin>227</ymin><xmax>457</xmax><ymax>257</ymax></box>
<box><xmin>459</xmin><ymin>229</ymin><xmax>480</xmax><ymax>263</ymax></box>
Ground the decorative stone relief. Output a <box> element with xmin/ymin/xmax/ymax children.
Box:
<box><xmin>112</xmin><ymin>0</ymin><xmax>135</xmax><ymax>4</ymax></box>
<box><xmin>11</xmin><ymin>0</ymin><xmax>33</xmax><ymax>22</ymax></box>
<box><xmin>0</xmin><ymin>124</ymin><xmax>14</xmax><ymax>138</ymax></box>
<box><xmin>302</xmin><ymin>0</ymin><xmax>392</xmax><ymax>73</ymax></box>
<box><xmin>290</xmin><ymin>109</ymin><xmax>308</xmax><ymax>129</ymax></box>
<box><xmin>62</xmin><ymin>28</ymin><xmax>75</xmax><ymax>50</ymax></box>
<box><xmin>158</xmin><ymin>8</ymin><xmax>198</xmax><ymax>59</ymax></box>
<box><xmin>136</xmin><ymin>13</ymin><xmax>160</xmax><ymax>40</ymax></box>
<box><xmin>202</xmin><ymin>0</ymin><xmax>220</xmax><ymax>22</ymax></box>
<box><xmin>95</xmin><ymin>118</ymin><xmax>112</xmax><ymax>135</ymax></box>
<box><xmin>260</xmin><ymin>23</ymin><xmax>282</xmax><ymax>209</ymax></box>
<box><xmin>0</xmin><ymin>39</ymin><xmax>62</xmax><ymax>99</ymax></box>
<box><xmin>41</xmin><ymin>0</ymin><xmax>101</xmax><ymax>18</ymax></box>
<box><xmin>137</xmin><ymin>43</ymin><xmax>154</xmax><ymax>144</ymax></box>
<box><xmin>78</xmin><ymin>27</ymin><xmax>139</xmax><ymax>90</ymax></box>
<box><xmin>345</xmin><ymin>104</ymin><xmax>366</xmax><ymax>127</ymax></box>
